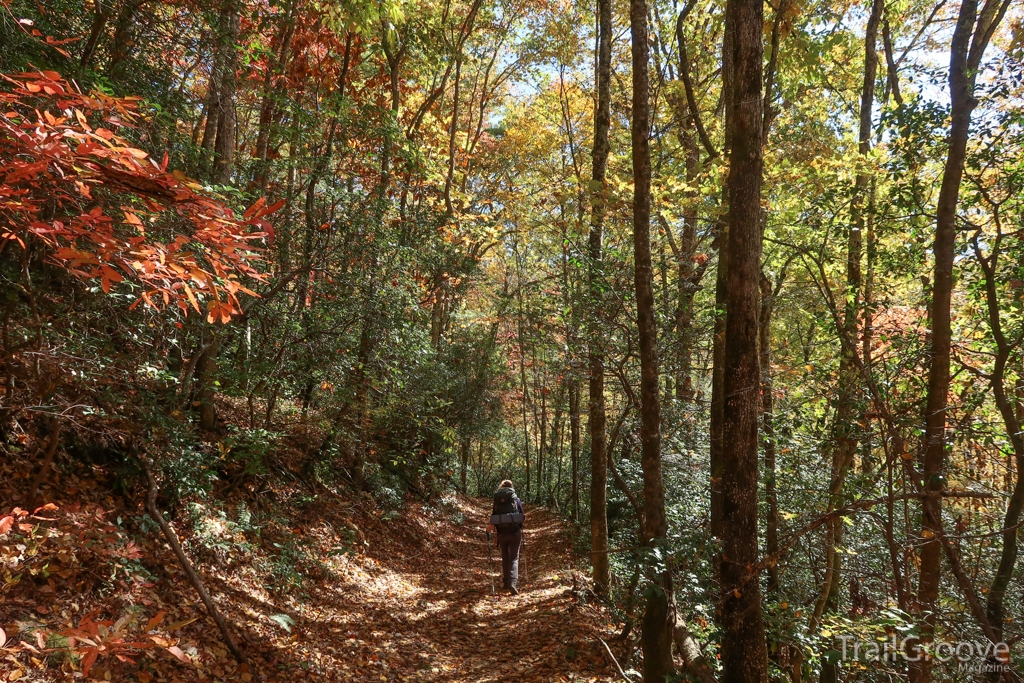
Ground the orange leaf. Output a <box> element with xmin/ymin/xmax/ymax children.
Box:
<box><xmin>146</xmin><ymin>611</ymin><xmax>166</xmax><ymax>631</ymax></box>
<box><xmin>100</xmin><ymin>265</ymin><xmax>123</xmax><ymax>283</ymax></box>
<box><xmin>260</xmin><ymin>198</ymin><xmax>286</xmax><ymax>217</ymax></box>
<box><xmin>182</xmin><ymin>283</ymin><xmax>200</xmax><ymax>313</ymax></box>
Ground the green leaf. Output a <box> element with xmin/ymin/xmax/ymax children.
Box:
<box><xmin>270</xmin><ymin>613</ymin><xmax>295</xmax><ymax>633</ymax></box>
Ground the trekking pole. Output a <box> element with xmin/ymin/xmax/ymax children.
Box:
<box><xmin>486</xmin><ymin>531</ymin><xmax>495</xmax><ymax>595</ymax></box>
<box><xmin>521</xmin><ymin>533</ymin><xmax>527</xmax><ymax>586</ymax></box>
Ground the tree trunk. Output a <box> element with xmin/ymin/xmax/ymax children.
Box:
<box><xmin>819</xmin><ymin>5</ymin><xmax>881</xmax><ymax>680</ymax></box>
<box><xmin>539</xmin><ymin>382</ymin><xmax>547</xmax><ymax>496</ymax></box>
<box><xmin>913</xmin><ymin>0</ymin><xmax>1008</xmax><ymax>678</ymax></box>
<box><xmin>759</xmin><ymin>273</ymin><xmax>779</xmax><ymax>597</ymax></box>
<box><xmin>80</xmin><ymin>0</ymin><xmax>113</xmax><ymax>68</ymax></box>
<box><xmin>460</xmin><ymin>436</ymin><xmax>470</xmax><ymax>494</ymax></box>
<box><xmin>709</xmin><ymin>0</ymin><xmax>737</xmax><ymax>564</ymax></box>
<box><xmin>195</xmin><ymin>337</ymin><xmax>220</xmax><ymax>432</ymax></box>
<box><xmin>718</xmin><ymin>0</ymin><xmax>768</xmax><ymax>678</ymax></box>
<box><xmin>107</xmin><ymin>0</ymin><xmax>145</xmax><ymax>74</ymax></box>
<box><xmin>200</xmin><ymin>11</ymin><xmax>225</xmax><ymax>177</ymax></box>
<box><xmin>973</xmin><ymin>236</ymin><xmax>1024</xmax><ymax>654</ymax></box>
<box><xmin>676</xmin><ymin>128</ymin><xmax>699</xmax><ymax>402</ymax></box>
<box><xmin>212</xmin><ymin>0</ymin><xmax>239</xmax><ymax>184</ymax></box>
<box><xmin>631</xmin><ymin>0</ymin><xmax>672</xmax><ymax>680</ymax></box>
<box><xmin>570</xmin><ymin>380</ymin><xmax>581</xmax><ymax>522</ymax></box>
<box><xmin>588</xmin><ymin>0</ymin><xmax>612</xmax><ymax>596</ymax></box>
<box><xmin>253</xmin><ymin>10</ymin><xmax>296</xmax><ymax>191</ymax></box>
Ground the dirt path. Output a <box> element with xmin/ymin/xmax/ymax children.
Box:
<box><xmin>274</xmin><ymin>495</ymin><xmax>621</xmax><ymax>682</ymax></box>
<box><xmin>0</xmin><ymin>486</ymin><xmax>621</xmax><ymax>682</ymax></box>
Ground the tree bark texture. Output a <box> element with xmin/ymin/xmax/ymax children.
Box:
<box><xmin>913</xmin><ymin>0</ymin><xmax>1009</xmax><ymax>677</ymax></box>
<box><xmin>718</xmin><ymin>0</ymin><xmax>768</xmax><ymax>679</ymax></box>
<box><xmin>630</xmin><ymin>0</ymin><xmax>673</xmax><ymax>679</ymax></box>
<box><xmin>589</xmin><ymin>0</ymin><xmax>613</xmax><ymax>596</ymax></box>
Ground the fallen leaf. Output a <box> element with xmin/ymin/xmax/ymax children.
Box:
<box><xmin>146</xmin><ymin>611</ymin><xmax>166</xmax><ymax>631</ymax></box>
<box><xmin>166</xmin><ymin>645</ymin><xmax>191</xmax><ymax>664</ymax></box>
<box><xmin>165</xmin><ymin>617</ymin><xmax>198</xmax><ymax>631</ymax></box>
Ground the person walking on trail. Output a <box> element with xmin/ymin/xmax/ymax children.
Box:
<box><xmin>487</xmin><ymin>480</ymin><xmax>524</xmax><ymax>595</ymax></box>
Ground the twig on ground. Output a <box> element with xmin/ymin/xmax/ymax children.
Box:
<box><xmin>599</xmin><ymin>636</ymin><xmax>634</xmax><ymax>683</ymax></box>
<box><xmin>141</xmin><ymin>457</ymin><xmax>263</xmax><ymax>682</ymax></box>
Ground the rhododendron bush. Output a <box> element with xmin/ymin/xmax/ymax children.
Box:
<box><xmin>0</xmin><ymin>70</ymin><xmax>279</xmax><ymax>322</ymax></box>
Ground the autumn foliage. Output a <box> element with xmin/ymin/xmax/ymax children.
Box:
<box><xmin>0</xmin><ymin>70</ymin><xmax>277</xmax><ymax>322</ymax></box>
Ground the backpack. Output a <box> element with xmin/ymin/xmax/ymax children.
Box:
<box><xmin>490</xmin><ymin>487</ymin><xmax>524</xmax><ymax>534</ymax></box>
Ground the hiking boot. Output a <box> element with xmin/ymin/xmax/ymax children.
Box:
<box><xmin>509</xmin><ymin>586</ymin><xmax>519</xmax><ymax>595</ymax></box>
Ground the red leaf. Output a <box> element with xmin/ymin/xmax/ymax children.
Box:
<box><xmin>242</xmin><ymin>196</ymin><xmax>266</xmax><ymax>221</ymax></box>
<box><xmin>81</xmin><ymin>648</ymin><xmax>98</xmax><ymax>676</ymax></box>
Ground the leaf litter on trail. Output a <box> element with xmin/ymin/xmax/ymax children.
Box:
<box><xmin>0</xmin><ymin>454</ymin><xmax>619</xmax><ymax>682</ymax></box>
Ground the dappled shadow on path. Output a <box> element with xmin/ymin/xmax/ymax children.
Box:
<box><xmin>255</xmin><ymin>495</ymin><xmax>620</xmax><ymax>682</ymax></box>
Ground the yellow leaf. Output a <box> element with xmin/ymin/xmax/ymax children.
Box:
<box><xmin>165</xmin><ymin>616</ymin><xmax>199</xmax><ymax>631</ymax></box>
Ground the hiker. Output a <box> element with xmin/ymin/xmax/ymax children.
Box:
<box><xmin>487</xmin><ymin>479</ymin><xmax>524</xmax><ymax>594</ymax></box>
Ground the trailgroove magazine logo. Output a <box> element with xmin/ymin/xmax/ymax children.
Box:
<box><xmin>835</xmin><ymin>634</ymin><xmax>1012</xmax><ymax>673</ymax></box>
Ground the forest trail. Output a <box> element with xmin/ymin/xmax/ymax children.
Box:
<box><xmin>284</xmin><ymin>495</ymin><xmax>621</xmax><ymax>682</ymax></box>
<box><xmin>0</xmin><ymin>476</ymin><xmax>621</xmax><ymax>683</ymax></box>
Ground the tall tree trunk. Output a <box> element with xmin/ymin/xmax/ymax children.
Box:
<box><xmin>200</xmin><ymin>11</ymin><xmax>226</xmax><ymax>177</ymax></box>
<box><xmin>912</xmin><ymin>0</ymin><xmax>1009</xmax><ymax>679</ymax></box>
<box><xmin>515</xmin><ymin>249</ymin><xmax>533</xmax><ymax>499</ymax></box>
<box><xmin>212</xmin><ymin>0</ymin><xmax>239</xmax><ymax>184</ymax></box>
<box><xmin>107</xmin><ymin>0</ymin><xmax>145</xmax><ymax>74</ymax></box>
<box><xmin>676</xmin><ymin>127</ymin><xmax>699</xmax><ymax>402</ymax></box>
<box><xmin>570</xmin><ymin>380</ymin><xmax>581</xmax><ymax>522</ymax></box>
<box><xmin>718</xmin><ymin>0</ymin><xmax>767</xmax><ymax>679</ymax></box>
<box><xmin>445</xmin><ymin>57</ymin><xmax>463</xmax><ymax>214</ymax></box>
<box><xmin>80</xmin><ymin>0</ymin><xmax>113</xmax><ymax>68</ymax></box>
<box><xmin>973</xmin><ymin>234</ymin><xmax>1024</xmax><ymax>658</ymax></box>
<box><xmin>539</xmin><ymin>382</ymin><xmax>547</xmax><ymax>497</ymax></box>
<box><xmin>589</xmin><ymin>0</ymin><xmax>612</xmax><ymax>596</ymax></box>
<box><xmin>759</xmin><ymin>273</ymin><xmax>779</xmax><ymax>597</ymax></box>
<box><xmin>253</xmin><ymin>8</ymin><xmax>296</xmax><ymax>192</ymax></box>
<box><xmin>709</xmin><ymin>0</ymin><xmax>738</xmax><ymax>567</ymax></box>
<box><xmin>631</xmin><ymin>0</ymin><xmax>672</xmax><ymax>680</ymax></box>
<box><xmin>818</xmin><ymin>5</ymin><xmax>881</xmax><ymax>681</ymax></box>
